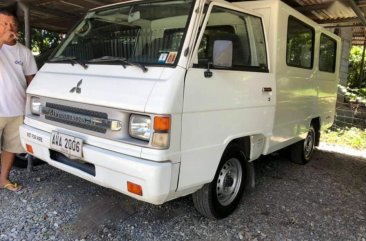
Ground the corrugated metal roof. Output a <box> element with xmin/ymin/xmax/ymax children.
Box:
<box><xmin>291</xmin><ymin>0</ymin><xmax>354</xmax><ymax>23</ymax></box>
<box><xmin>282</xmin><ymin>0</ymin><xmax>366</xmax><ymax>45</ymax></box>
<box><xmin>0</xmin><ymin>0</ymin><xmax>127</xmax><ymax>32</ymax></box>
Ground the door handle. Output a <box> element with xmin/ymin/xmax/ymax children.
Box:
<box><xmin>262</xmin><ymin>87</ymin><xmax>272</xmax><ymax>92</ymax></box>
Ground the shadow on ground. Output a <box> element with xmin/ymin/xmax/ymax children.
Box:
<box><xmin>1</xmin><ymin>148</ymin><xmax>365</xmax><ymax>241</ymax></box>
<box><xmin>65</xmin><ymin>149</ymin><xmax>366</xmax><ymax>240</ymax></box>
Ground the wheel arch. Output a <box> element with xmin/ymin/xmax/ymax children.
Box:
<box><xmin>228</xmin><ymin>136</ymin><xmax>251</xmax><ymax>159</ymax></box>
<box><xmin>223</xmin><ymin>136</ymin><xmax>255</xmax><ymax>190</ymax></box>
<box><xmin>311</xmin><ymin>117</ymin><xmax>321</xmax><ymax>146</ymax></box>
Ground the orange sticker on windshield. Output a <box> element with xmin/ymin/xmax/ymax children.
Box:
<box><xmin>166</xmin><ymin>52</ymin><xmax>177</xmax><ymax>64</ymax></box>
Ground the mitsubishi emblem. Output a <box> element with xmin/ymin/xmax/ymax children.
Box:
<box><xmin>70</xmin><ymin>79</ymin><xmax>83</xmax><ymax>94</ymax></box>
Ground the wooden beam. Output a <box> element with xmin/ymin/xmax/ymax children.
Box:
<box><xmin>30</xmin><ymin>6</ymin><xmax>82</xmax><ymax>18</ymax></box>
<box><xmin>316</xmin><ymin>17</ymin><xmax>361</xmax><ymax>24</ymax></box>
<box><xmin>348</xmin><ymin>0</ymin><xmax>366</xmax><ymax>7</ymax></box>
<box><xmin>294</xmin><ymin>2</ymin><xmax>333</xmax><ymax>12</ymax></box>
<box><xmin>23</xmin><ymin>0</ymin><xmax>58</xmax><ymax>6</ymax></box>
<box><xmin>81</xmin><ymin>0</ymin><xmax>111</xmax><ymax>5</ymax></box>
<box><xmin>323</xmin><ymin>23</ymin><xmax>364</xmax><ymax>27</ymax></box>
<box><xmin>348</xmin><ymin>0</ymin><xmax>366</xmax><ymax>26</ymax></box>
<box><xmin>30</xmin><ymin>18</ymin><xmax>76</xmax><ymax>32</ymax></box>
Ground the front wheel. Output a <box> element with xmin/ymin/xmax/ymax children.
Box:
<box><xmin>13</xmin><ymin>153</ymin><xmax>44</xmax><ymax>168</ymax></box>
<box><xmin>192</xmin><ymin>144</ymin><xmax>247</xmax><ymax>219</ymax></box>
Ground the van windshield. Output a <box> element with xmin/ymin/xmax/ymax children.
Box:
<box><xmin>52</xmin><ymin>0</ymin><xmax>194</xmax><ymax>67</ymax></box>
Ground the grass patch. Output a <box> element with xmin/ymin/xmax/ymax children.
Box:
<box><xmin>321</xmin><ymin>127</ymin><xmax>366</xmax><ymax>150</ymax></box>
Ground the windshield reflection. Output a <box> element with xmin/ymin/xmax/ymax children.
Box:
<box><xmin>53</xmin><ymin>0</ymin><xmax>194</xmax><ymax>67</ymax></box>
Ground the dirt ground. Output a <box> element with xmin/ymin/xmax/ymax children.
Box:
<box><xmin>0</xmin><ymin>147</ymin><xmax>365</xmax><ymax>241</ymax></box>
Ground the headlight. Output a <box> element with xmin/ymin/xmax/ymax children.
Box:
<box><xmin>129</xmin><ymin>115</ymin><xmax>152</xmax><ymax>141</ymax></box>
<box><xmin>30</xmin><ymin>97</ymin><xmax>42</xmax><ymax>116</ymax></box>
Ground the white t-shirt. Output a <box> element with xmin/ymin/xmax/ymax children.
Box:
<box><xmin>0</xmin><ymin>43</ymin><xmax>37</xmax><ymax>117</ymax></box>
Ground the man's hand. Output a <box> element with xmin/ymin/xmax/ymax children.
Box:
<box><xmin>0</xmin><ymin>30</ymin><xmax>17</xmax><ymax>48</ymax></box>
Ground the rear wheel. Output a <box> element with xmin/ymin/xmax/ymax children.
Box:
<box><xmin>290</xmin><ymin>125</ymin><xmax>316</xmax><ymax>164</ymax></box>
<box><xmin>192</xmin><ymin>144</ymin><xmax>247</xmax><ymax>219</ymax></box>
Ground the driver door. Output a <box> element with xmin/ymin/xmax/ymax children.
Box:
<box><xmin>179</xmin><ymin>3</ymin><xmax>275</xmax><ymax>189</ymax></box>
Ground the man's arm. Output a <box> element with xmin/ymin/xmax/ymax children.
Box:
<box><xmin>25</xmin><ymin>75</ymin><xmax>35</xmax><ymax>87</ymax></box>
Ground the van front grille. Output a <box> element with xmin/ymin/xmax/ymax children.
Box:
<box><xmin>44</xmin><ymin>103</ymin><xmax>109</xmax><ymax>133</ymax></box>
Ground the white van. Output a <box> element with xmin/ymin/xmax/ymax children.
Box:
<box><xmin>20</xmin><ymin>0</ymin><xmax>341</xmax><ymax>218</ymax></box>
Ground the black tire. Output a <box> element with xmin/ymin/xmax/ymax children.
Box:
<box><xmin>192</xmin><ymin>144</ymin><xmax>247</xmax><ymax>219</ymax></box>
<box><xmin>290</xmin><ymin>125</ymin><xmax>316</xmax><ymax>165</ymax></box>
<box><xmin>13</xmin><ymin>153</ymin><xmax>44</xmax><ymax>168</ymax></box>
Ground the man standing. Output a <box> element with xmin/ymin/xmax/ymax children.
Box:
<box><xmin>0</xmin><ymin>5</ymin><xmax>37</xmax><ymax>191</ymax></box>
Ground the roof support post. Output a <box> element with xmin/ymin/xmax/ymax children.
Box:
<box><xmin>18</xmin><ymin>1</ymin><xmax>30</xmax><ymax>48</ymax></box>
<box><xmin>359</xmin><ymin>39</ymin><xmax>366</xmax><ymax>88</ymax></box>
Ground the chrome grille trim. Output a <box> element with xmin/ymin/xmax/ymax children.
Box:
<box><xmin>44</xmin><ymin>103</ymin><xmax>109</xmax><ymax>133</ymax></box>
<box><xmin>46</xmin><ymin>103</ymin><xmax>107</xmax><ymax>118</ymax></box>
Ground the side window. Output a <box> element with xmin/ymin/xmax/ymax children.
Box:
<box><xmin>194</xmin><ymin>6</ymin><xmax>268</xmax><ymax>71</ymax></box>
<box><xmin>319</xmin><ymin>34</ymin><xmax>337</xmax><ymax>73</ymax></box>
<box><xmin>286</xmin><ymin>16</ymin><xmax>314</xmax><ymax>69</ymax></box>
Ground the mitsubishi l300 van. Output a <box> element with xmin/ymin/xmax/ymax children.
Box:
<box><xmin>20</xmin><ymin>0</ymin><xmax>341</xmax><ymax>218</ymax></box>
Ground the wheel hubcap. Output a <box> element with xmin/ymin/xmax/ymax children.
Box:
<box><xmin>304</xmin><ymin>129</ymin><xmax>315</xmax><ymax>160</ymax></box>
<box><xmin>216</xmin><ymin>158</ymin><xmax>242</xmax><ymax>206</ymax></box>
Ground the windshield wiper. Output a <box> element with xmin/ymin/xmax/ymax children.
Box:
<box><xmin>88</xmin><ymin>56</ymin><xmax>148</xmax><ymax>73</ymax></box>
<box><xmin>49</xmin><ymin>56</ymin><xmax>88</xmax><ymax>70</ymax></box>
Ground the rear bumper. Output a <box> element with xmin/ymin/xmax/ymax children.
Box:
<box><xmin>19</xmin><ymin>124</ymin><xmax>179</xmax><ymax>204</ymax></box>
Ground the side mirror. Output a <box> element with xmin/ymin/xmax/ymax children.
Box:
<box><xmin>128</xmin><ymin>11</ymin><xmax>141</xmax><ymax>23</ymax></box>
<box><xmin>213</xmin><ymin>40</ymin><xmax>233</xmax><ymax>68</ymax></box>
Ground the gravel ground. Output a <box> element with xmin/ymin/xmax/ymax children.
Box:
<box><xmin>0</xmin><ymin>145</ymin><xmax>365</xmax><ymax>241</ymax></box>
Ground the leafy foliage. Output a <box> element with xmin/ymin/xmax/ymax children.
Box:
<box><xmin>339</xmin><ymin>85</ymin><xmax>366</xmax><ymax>104</ymax></box>
<box><xmin>18</xmin><ymin>27</ymin><xmax>64</xmax><ymax>68</ymax></box>
<box><xmin>321</xmin><ymin>127</ymin><xmax>366</xmax><ymax>150</ymax></box>
<box><xmin>348</xmin><ymin>46</ymin><xmax>366</xmax><ymax>88</ymax></box>
<box><xmin>18</xmin><ymin>27</ymin><xmax>63</xmax><ymax>54</ymax></box>
<box><xmin>359</xmin><ymin>87</ymin><xmax>366</xmax><ymax>97</ymax></box>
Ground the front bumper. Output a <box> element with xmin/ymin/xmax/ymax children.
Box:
<box><xmin>19</xmin><ymin>124</ymin><xmax>179</xmax><ymax>204</ymax></box>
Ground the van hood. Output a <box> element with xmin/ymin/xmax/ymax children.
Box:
<box><xmin>27</xmin><ymin>63</ymin><xmax>165</xmax><ymax>113</ymax></box>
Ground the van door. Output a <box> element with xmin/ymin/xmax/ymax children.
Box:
<box><xmin>316</xmin><ymin>33</ymin><xmax>340</xmax><ymax>128</ymax></box>
<box><xmin>179</xmin><ymin>3</ymin><xmax>275</xmax><ymax>190</ymax></box>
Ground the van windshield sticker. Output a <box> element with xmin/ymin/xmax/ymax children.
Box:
<box><xmin>166</xmin><ymin>52</ymin><xmax>177</xmax><ymax>64</ymax></box>
<box><xmin>158</xmin><ymin>53</ymin><xmax>169</xmax><ymax>64</ymax></box>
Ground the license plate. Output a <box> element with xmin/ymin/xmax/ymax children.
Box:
<box><xmin>50</xmin><ymin>131</ymin><xmax>83</xmax><ymax>158</ymax></box>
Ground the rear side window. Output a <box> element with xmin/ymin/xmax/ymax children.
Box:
<box><xmin>286</xmin><ymin>16</ymin><xmax>314</xmax><ymax>69</ymax></box>
<box><xmin>319</xmin><ymin>34</ymin><xmax>337</xmax><ymax>73</ymax></box>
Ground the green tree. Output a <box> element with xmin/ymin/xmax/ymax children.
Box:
<box><xmin>30</xmin><ymin>28</ymin><xmax>63</xmax><ymax>54</ymax></box>
<box><xmin>348</xmin><ymin>45</ymin><xmax>365</xmax><ymax>88</ymax></box>
<box><xmin>18</xmin><ymin>27</ymin><xmax>63</xmax><ymax>68</ymax></box>
<box><xmin>18</xmin><ymin>27</ymin><xmax>63</xmax><ymax>54</ymax></box>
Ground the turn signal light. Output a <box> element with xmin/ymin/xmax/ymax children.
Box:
<box><xmin>127</xmin><ymin>181</ymin><xmax>143</xmax><ymax>196</ymax></box>
<box><xmin>154</xmin><ymin>116</ymin><xmax>170</xmax><ymax>132</ymax></box>
<box><xmin>26</xmin><ymin>144</ymin><xmax>34</xmax><ymax>154</ymax></box>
